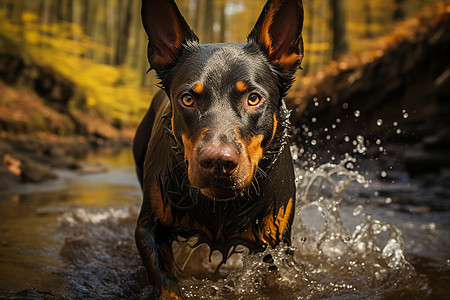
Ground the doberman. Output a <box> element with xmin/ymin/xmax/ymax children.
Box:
<box><xmin>133</xmin><ymin>0</ymin><xmax>304</xmax><ymax>298</ymax></box>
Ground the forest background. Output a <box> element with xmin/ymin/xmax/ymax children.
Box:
<box><xmin>0</xmin><ymin>0</ymin><xmax>436</xmax><ymax>131</ymax></box>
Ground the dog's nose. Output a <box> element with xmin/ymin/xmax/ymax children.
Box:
<box><xmin>199</xmin><ymin>145</ymin><xmax>238</xmax><ymax>176</ymax></box>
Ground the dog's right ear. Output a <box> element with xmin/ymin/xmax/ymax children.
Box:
<box><xmin>142</xmin><ymin>0</ymin><xmax>198</xmax><ymax>72</ymax></box>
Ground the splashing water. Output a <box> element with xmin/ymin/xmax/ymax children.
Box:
<box><xmin>177</xmin><ymin>150</ymin><xmax>428</xmax><ymax>299</ymax></box>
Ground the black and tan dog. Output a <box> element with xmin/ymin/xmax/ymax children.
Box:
<box><xmin>133</xmin><ymin>0</ymin><xmax>303</xmax><ymax>298</ymax></box>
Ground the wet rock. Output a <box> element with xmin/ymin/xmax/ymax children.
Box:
<box><xmin>0</xmin><ymin>288</ymin><xmax>57</xmax><ymax>300</ymax></box>
<box><xmin>19</xmin><ymin>156</ymin><xmax>58</xmax><ymax>183</ymax></box>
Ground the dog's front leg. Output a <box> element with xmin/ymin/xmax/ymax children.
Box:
<box><xmin>135</xmin><ymin>218</ymin><xmax>183</xmax><ymax>300</ymax></box>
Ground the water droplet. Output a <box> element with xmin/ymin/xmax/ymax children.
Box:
<box><xmin>336</xmin><ymin>118</ymin><xmax>341</xmax><ymax>123</ymax></box>
<box><xmin>353</xmin><ymin>205</ymin><xmax>363</xmax><ymax>216</ymax></box>
<box><xmin>354</xmin><ymin>110</ymin><xmax>360</xmax><ymax>117</ymax></box>
<box><xmin>314</xmin><ymin>101</ymin><xmax>319</xmax><ymax>107</ymax></box>
<box><xmin>332</xmin><ymin>124</ymin><xmax>336</xmax><ymax>129</ymax></box>
<box><xmin>300</xmin><ymin>237</ymin><xmax>307</xmax><ymax>242</ymax></box>
<box><xmin>356</xmin><ymin>135</ymin><xmax>367</xmax><ymax>154</ymax></box>
<box><xmin>379</xmin><ymin>146</ymin><xmax>384</xmax><ymax>152</ymax></box>
<box><xmin>376</xmin><ymin>119</ymin><xmax>383</xmax><ymax>126</ymax></box>
<box><xmin>385</xmin><ymin>197</ymin><xmax>392</xmax><ymax>204</ymax></box>
<box><xmin>381</xmin><ymin>171</ymin><xmax>387</xmax><ymax>178</ymax></box>
<box><xmin>312</xmin><ymin>117</ymin><xmax>317</xmax><ymax>122</ymax></box>
<box><xmin>311</xmin><ymin>139</ymin><xmax>316</xmax><ymax>146</ymax></box>
<box><xmin>326</xmin><ymin>97</ymin><xmax>331</xmax><ymax>102</ymax></box>
<box><xmin>428</xmin><ymin>222</ymin><xmax>436</xmax><ymax>230</ymax></box>
<box><xmin>344</xmin><ymin>136</ymin><xmax>350</xmax><ymax>142</ymax></box>
<box><xmin>342</xmin><ymin>102</ymin><xmax>349</xmax><ymax>109</ymax></box>
<box><xmin>403</xmin><ymin>112</ymin><xmax>408</xmax><ymax>119</ymax></box>
<box><xmin>326</xmin><ymin>135</ymin><xmax>331</xmax><ymax>140</ymax></box>
<box><xmin>376</xmin><ymin>138</ymin><xmax>382</xmax><ymax>145</ymax></box>
<box><xmin>396</xmin><ymin>129</ymin><xmax>402</xmax><ymax>134</ymax></box>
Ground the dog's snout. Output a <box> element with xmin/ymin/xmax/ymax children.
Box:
<box><xmin>199</xmin><ymin>145</ymin><xmax>238</xmax><ymax>176</ymax></box>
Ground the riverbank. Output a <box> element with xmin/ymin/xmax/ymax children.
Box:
<box><xmin>0</xmin><ymin>34</ymin><xmax>138</xmax><ymax>192</ymax></box>
<box><xmin>0</xmin><ymin>132</ymin><xmax>133</xmax><ymax>191</ymax></box>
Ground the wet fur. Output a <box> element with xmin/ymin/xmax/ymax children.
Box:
<box><xmin>134</xmin><ymin>0</ymin><xmax>303</xmax><ymax>298</ymax></box>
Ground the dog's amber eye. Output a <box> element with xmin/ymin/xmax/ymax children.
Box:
<box><xmin>181</xmin><ymin>94</ymin><xmax>194</xmax><ymax>107</ymax></box>
<box><xmin>247</xmin><ymin>93</ymin><xmax>262</xmax><ymax>106</ymax></box>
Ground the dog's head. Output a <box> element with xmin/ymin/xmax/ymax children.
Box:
<box><xmin>142</xmin><ymin>0</ymin><xmax>304</xmax><ymax>200</ymax></box>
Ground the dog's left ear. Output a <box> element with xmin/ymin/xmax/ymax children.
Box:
<box><xmin>248</xmin><ymin>0</ymin><xmax>304</xmax><ymax>74</ymax></box>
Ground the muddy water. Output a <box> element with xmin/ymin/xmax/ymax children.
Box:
<box><xmin>0</xmin><ymin>148</ymin><xmax>449</xmax><ymax>299</ymax></box>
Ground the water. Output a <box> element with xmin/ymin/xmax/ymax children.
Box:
<box><xmin>0</xmin><ymin>147</ymin><xmax>449</xmax><ymax>299</ymax></box>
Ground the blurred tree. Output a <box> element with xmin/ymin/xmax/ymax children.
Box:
<box><xmin>114</xmin><ymin>0</ymin><xmax>133</xmax><ymax>65</ymax></box>
<box><xmin>364</xmin><ymin>0</ymin><xmax>373</xmax><ymax>38</ymax></box>
<box><xmin>329</xmin><ymin>0</ymin><xmax>348</xmax><ymax>60</ymax></box>
<box><xmin>203</xmin><ymin>0</ymin><xmax>214</xmax><ymax>43</ymax></box>
<box><xmin>394</xmin><ymin>0</ymin><xmax>406</xmax><ymax>20</ymax></box>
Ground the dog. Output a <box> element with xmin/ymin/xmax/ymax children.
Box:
<box><xmin>133</xmin><ymin>0</ymin><xmax>303</xmax><ymax>298</ymax></box>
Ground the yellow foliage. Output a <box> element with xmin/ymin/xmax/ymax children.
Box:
<box><xmin>0</xmin><ymin>10</ymin><xmax>151</xmax><ymax>127</ymax></box>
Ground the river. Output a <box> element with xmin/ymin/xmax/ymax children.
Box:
<box><xmin>0</xmin><ymin>147</ymin><xmax>449</xmax><ymax>299</ymax></box>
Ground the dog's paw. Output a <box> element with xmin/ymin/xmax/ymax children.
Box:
<box><xmin>160</xmin><ymin>289</ymin><xmax>184</xmax><ymax>300</ymax></box>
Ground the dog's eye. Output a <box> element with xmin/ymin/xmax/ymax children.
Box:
<box><xmin>181</xmin><ymin>94</ymin><xmax>194</xmax><ymax>107</ymax></box>
<box><xmin>247</xmin><ymin>93</ymin><xmax>262</xmax><ymax>106</ymax></box>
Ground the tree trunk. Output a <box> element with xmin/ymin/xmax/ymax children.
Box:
<box><xmin>114</xmin><ymin>0</ymin><xmax>133</xmax><ymax>65</ymax></box>
<box><xmin>364</xmin><ymin>0</ymin><xmax>372</xmax><ymax>38</ymax></box>
<box><xmin>329</xmin><ymin>0</ymin><xmax>348</xmax><ymax>60</ymax></box>
<box><xmin>203</xmin><ymin>0</ymin><xmax>214</xmax><ymax>43</ymax></box>
<box><xmin>218</xmin><ymin>0</ymin><xmax>226</xmax><ymax>43</ymax></box>
<box><xmin>394</xmin><ymin>0</ymin><xmax>406</xmax><ymax>21</ymax></box>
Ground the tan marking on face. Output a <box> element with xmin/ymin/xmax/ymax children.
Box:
<box><xmin>182</xmin><ymin>128</ymin><xmax>208</xmax><ymax>163</ymax></box>
<box><xmin>240</xmin><ymin>134</ymin><xmax>264</xmax><ymax>187</ymax></box>
<box><xmin>270</xmin><ymin>114</ymin><xmax>278</xmax><ymax>143</ymax></box>
<box><xmin>193</xmin><ymin>82</ymin><xmax>204</xmax><ymax>94</ymax></box>
<box><xmin>261</xmin><ymin>197</ymin><xmax>293</xmax><ymax>247</ymax></box>
<box><xmin>181</xmin><ymin>134</ymin><xmax>194</xmax><ymax>163</ymax></box>
<box><xmin>247</xmin><ymin>135</ymin><xmax>265</xmax><ymax>167</ymax></box>
<box><xmin>171</xmin><ymin>109</ymin><xmax>182</xmax><ymax>146</ymax></box>
<box><xmin>236</xmin><ymin>81</ymin><xmax>248</xmax><ymax>93</ymax></box>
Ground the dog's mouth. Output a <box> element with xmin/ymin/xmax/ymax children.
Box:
<box><xmin>183</xmin><ymin>133</ymin><xmax>264</xmax><ymax>201</ymax></box>
<box><xmin>200</xmin><ymin>186</ymin><xmax>239</xmax><ymax>201</ymax></box>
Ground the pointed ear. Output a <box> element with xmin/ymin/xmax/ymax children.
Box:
<box><xmin>248</xmin><ymin>0</ymin><xmax>304</xmax><ymax>74</ymax></box>
<box><xmin>141</xmin><ymin>0</ymin><xmax>198</xmax><ymax>72</ymax></box>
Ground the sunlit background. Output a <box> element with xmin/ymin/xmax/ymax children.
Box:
<box><xmin>1</xmin><ymin>0</ymin><xmax>450</xmax><ymax>299</ymax></box>
<box><xmin>0</xmin><ymin>0</ymin><xmax>440</xmax><ymax>130</ymax></box>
